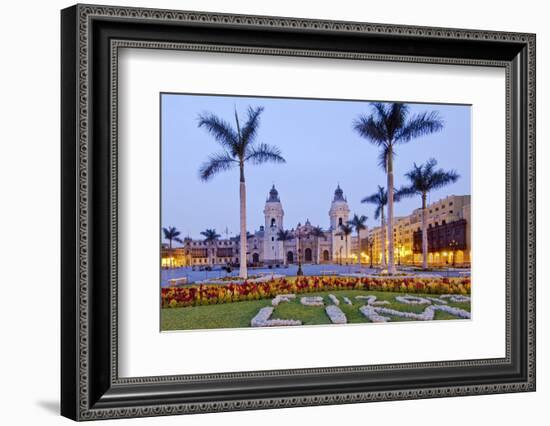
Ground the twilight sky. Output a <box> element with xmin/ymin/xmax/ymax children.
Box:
<box><xmin>161</xmin><ymin>94</ymin><xmax>471</xmax><ymax>240</ymax></box>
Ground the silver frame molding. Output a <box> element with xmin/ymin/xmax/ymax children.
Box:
<box><xmin>61</xmin><ymin>3</ymin><xmax>536</xmax><ymax>421</ymax></box>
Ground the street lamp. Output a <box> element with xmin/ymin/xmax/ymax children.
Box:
<box><xmin>295</xmin><ymin>222</ymin><xmax>306</xmax><ymax>276</ymax></box>
<box><xmin>367</xmin><ymin>236</ymin><xmax>374</xmax><ymax>269</ymax></box>
<box><xmin>449</xmin><ymin>239</ymin><xmax>459</xmax><ymax>267</ymax></box>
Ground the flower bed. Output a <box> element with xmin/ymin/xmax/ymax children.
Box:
<box><xmin>161</xmin><ymin>276</ymin><xmax>471</xmax><ymax>309</ymax></box>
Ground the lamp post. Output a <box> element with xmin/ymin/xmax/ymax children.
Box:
<box><xmin>368</xmin><ymin>237</ymin><xmax>374</xmax><ymax>269</ymax></box>
<box><xmin>449</xmin><ymin>239</ymin><xmax>458</xmax><ymax>268</ymax></box>
<box><xmin>295</xmin><ymin>223</ymin><xmax>306</xmax><ymax>276</ymax></box>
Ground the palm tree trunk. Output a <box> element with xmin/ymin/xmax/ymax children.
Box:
<box><xmin>387</xmin><ymin>150</ymin><xmax>396</xmax><ymax>274</ymax></box>
<box><xmin>239</xmin><ymin>166</ymin><xmax>248</xmax><ymax>278</ymax></box>
<box><xmin>169</xmin><ymin>239</ymin><xmax>173</xmax><ymax>269</ymax></box>
<box><xmin>380</xmin><ymin>212</ymin><xmax>386</xmax><ymax>267</ymax></box>
<box><xmin>422</xmin><ymin>192</ymin><xmax>428</xmax><ymax>270</ymax></box>
<box><xmin>370</xmin><ymin>246</ymin><xmax>373</xmax><ymax>268</ymax></box>
<box><xmin>344</xmin><ymin>238</ymin><xmax>348</xmax><ymax>263</ymax></box>
<box><xmin>345</xmin><ymin>237</ymin><xmax>350</xmax><ymax>271</ymax></box>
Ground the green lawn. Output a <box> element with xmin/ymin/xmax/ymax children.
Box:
<box><xmin>160</xmin><ymin>289</ymin><xmax>471</xmax><ymax>331</ymax></box>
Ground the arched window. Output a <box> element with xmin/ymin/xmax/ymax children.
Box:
<box><xmin>338</xmin><ymin>217</ymin><xmax>343</xmax><ymax>226</ymax></box>
<box><xmin>304</xmin><ymin>248</ymin><xmax>312</xmax><ymax>262</ymax></box>
<box><xmin>271</xmin><ymin>218</ymin><xmax>276</xmax><ymax>227</ymax></box>
<box><xmin>323</xmin><ymin>250</ymin><xmax>330</xmax><ymax>262</ymax></box>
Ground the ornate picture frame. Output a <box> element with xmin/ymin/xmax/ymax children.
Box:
<box><xmin>61</xmin><ymin>4</ymin><xmax>535</xmax><ymax>421</ymax></box>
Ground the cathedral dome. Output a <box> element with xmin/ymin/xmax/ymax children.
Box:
<box><xmin>267</xmin><ymin>184</ymin><xmax>280</xmax><ymax>202</ymax></box>
<box><xmin>333</xmin><ymin>184</ymin><xmax>346</xmax><ymax>202</ymax></box>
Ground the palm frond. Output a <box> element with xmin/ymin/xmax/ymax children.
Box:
<box><xmin>361</xmin><ymin>186</ymin><xmax>386</xmax><ymax>206</ymax></box>
<box><xmin>240</xmin><ymin>106</ymin><xmax>264</xmax><ymax>146</ymax></box>
<box><xmin>245</xmin><ymin>143</ymin><xmax>286</xmax><ymax>165</ymax></box>
<box><xmin>277</xmin><ymin>229</ymin><xmax>294</xmax><ymax>241</ymax></box>
<box><xmin>373</xmin><ymin>205</ymin><xmax>382</xmax><ymax>220</ymax></box>
<box><xmin>352</xmin><ymin>115</ymin><xmax>388</xmax><ymax>145</ymax></box>
<box><xmin>402</xmin><ymin>158</ymin><xmax>459</xmax><ymax>195</ymax></box>
<box><xmin>309</xmin><ymin>226</ymin><xmax>327</xmax><ymax>240</ymax></box>
<box><xmin>200</xmin><ymin>228</ymin><xmax>221</xmax><ymax>242</ymax></box>
<box><xmin>197</xmin><ymin>113</ymin><xmax>239</xmax><ymax>153</ymax></box>
<box><xmin>337</xmin><ymin>223</ymin><xmax>354</xmax><ymax>236</ymax></box>
<box><xmin>394</xmin><ymin>185</ymin><xmax>417</xmax><ymax>200</ymax></box>
<box><xmin>348</xmin><ymin>214</ymin><xmax>368</xmax><ymax>231</ymax></box>
<box><xmin>396</xmin><ymin>111</ymin><xmax>444</xmax><ymax>143</ymax></box>
<box><xmin>198</xmin><ymin>152</ymin><xmax>237</xmax><ymax>181</ymax></box>
<box><xmin>162</xmin><ymin>226</ymin><xmax>181</xmax><ymax>240</ymax></box>
<box><xmin>387</xmin><ymin>103</ymin><xmax>408</xmax><ymax>139</ymax></box>
<box><xmin>428</xmin><ymin>169</ymin><xmax>460</xmax><ymax>191</ymax></box>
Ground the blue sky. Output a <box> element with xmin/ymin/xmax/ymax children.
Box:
<box><xmin>161</xmin><ymin>94</ymin><xmax>471</xmax><ymax>240</ymax></box>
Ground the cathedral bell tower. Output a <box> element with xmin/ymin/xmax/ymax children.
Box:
<box><xmin>263</xmin><ymin>185</ymin><xmax>284</xmax><ymax>264</ymax></box>
<box><xmin>329</xmin><ymin>185</ymin><xmax>351</xmax><ymax>263</ymax></box>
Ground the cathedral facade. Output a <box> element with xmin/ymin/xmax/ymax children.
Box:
<box><xmin>173</xmin><ymin>185</ymin><xmax>360</xmax><ymax>267</ymax></box>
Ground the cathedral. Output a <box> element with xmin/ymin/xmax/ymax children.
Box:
<box><xmin>180</xmin><ymin>185</ymin><xmax>363</xmax><ymax>267</ymax></box>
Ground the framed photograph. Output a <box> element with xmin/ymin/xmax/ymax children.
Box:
<box><xmin>61</xmin><ymin>4</ymin><xmax>536</xmax><ymax>421</ymax></box>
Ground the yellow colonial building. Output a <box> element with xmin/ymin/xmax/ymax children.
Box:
<box><xmin>362</xmin><ymin>194</ymin><xmax>471</xmax><ymax>267</ymax></box>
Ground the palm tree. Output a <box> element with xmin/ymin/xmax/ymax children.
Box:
<box><xmin>200</xmin><ymin>228</ymin><xmax>221</xmax><ymax>266</ymax></box>
<box><xmin>353</xmin><ymin>103</ymin><xmax>443</xmax><ymax>274</ymax></box>
<box><xmin>337</xmin><ymin>223</ymin><xmax>353</xmax><ymax>266</ymax></box>
<box><xmin>348</xmin><ymin>214</ymin><xmax>368</xmax><ymax>266</ymax></box>
<box><xmin>276</xmin><ymin>229</ymin><xmax>293</xmax><ymax>265</ymax></box>
<box><xmin>198</xmin><ymin>106</ymin><xmax>285</xmax><ymax>278</ymax></box>
<box><xmin>309</xmin><ymin>226</ymin><xmax>327</xmax><ymax>264</ymax></box>
<box><xmin>163</xmin><ymin>226</ymin><xmax>183</xmax><ymax>249</ymax></box>
<box><xmin>162</xmin><ymin>226</ymin><xmax>183</xmax><ymax>268</ymax></box>
<box><xmin>399</xmin><ymin>158</ymin><xmax>460</xmax><ymax>269</ymax></box>
<box><xmin>361</xmin><ymin>186</ymin><xmax>406</xmax><ymax>268</ymax></box>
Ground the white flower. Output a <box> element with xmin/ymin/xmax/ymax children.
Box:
<box><xmin>300</xmin><ymin>296</ymin><xmax>324</xmax><ymax>306</ymax></box>
<box><xmin>328</xmin><ymin>294</ymin><xmax>340</xmax><ymax>305</ymax></box>
<box><xmin>326</xmin><ymin>305</ymin><xmax>347</xmax><ymax>324</ymax></box>
<box><xmin>250</xmin><ymin>306</ymin><xmax>302</xmax><ymax>327</ymax></box>
<box><xmin>395</xmin><ymin>295</ymin><xmax>431</xmax><ymax>305</ymax></box>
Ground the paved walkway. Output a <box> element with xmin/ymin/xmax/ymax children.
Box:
<box><xmin>161</xmin><ymin>264</ymin><xmax>470</xmax><ymax>287</ymax></box>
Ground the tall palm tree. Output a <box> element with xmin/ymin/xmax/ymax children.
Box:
<box><xmin>162</xmin><ymin>226</ymin><xmax>183</xmax><ymax>268</ymax></box>
<box><xmin>277</xmin><ymin>229</ymin><xmax>293</xmax><ymax>265</ymax></box>
<box><xmin>198</xmin><ymin>106</ymin><xmax>285</xmax><ymax>278</ymax></box>
<box><xmin>361</xmin><ymin>186</ymin><xmax>406</xmax><ymax>267</ymax></box>
<box><xmin>348</xmin><ymin>214</ymin><xmax>368</xmax><ymax>266</ymax></box>
<box><xmin>163</xmin><ymin>226</ymin><xmax>183</xmax><ymax>249</ymax></box>
<box><xmin>200</xmin><ymin>228</ymin><xmax>221</xmax><ymax>266</ymax></box>
<box><xmin>337</xmin><ymin>223</ymin><xmax>354</xmax><ymax>265</ymax></box>
<box><xmin>309</xmin><ymin>226</ymin><xmax>327</xmax><ymax>264</ymax></box>
<box><xmin>399</xmin><ymin>158</ymin><xmax>460</xmax><ymax>269</ymax></box>
<box><xmin>353</xmin><ymin>103</ymin><xmax>443</xmax><ymax>274</ymax></box>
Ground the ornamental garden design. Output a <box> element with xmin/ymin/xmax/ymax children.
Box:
<box><xmin>160</xmin><ymin>94</ymin><xmax>471</xmax><ymax>331</ymax></box>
